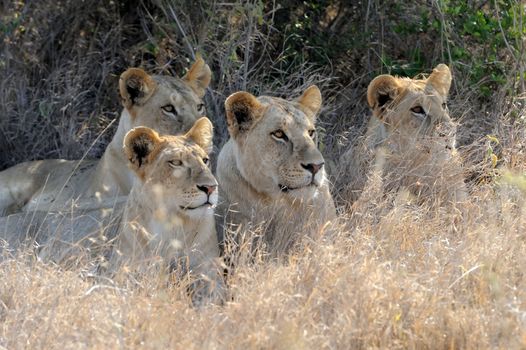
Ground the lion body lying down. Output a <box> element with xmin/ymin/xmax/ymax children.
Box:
<box><xmin>1</xmin><ymin>118</ymin><xmax>224</xmax><ymax>304</ymax></box>
<box><xmin>0</xmin><ymin>58</ymin><xmax>211</xmax><ymax>215</ymax></box>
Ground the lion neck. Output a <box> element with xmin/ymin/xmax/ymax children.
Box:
<box><xmin>123</xmin><ymin>184</ymin><xmax>211</xmax><ymax>248</ymax></box>
<box><xmin>89</xmin><ymin>109</ymin><xmax>137</xmax><ymax>197</ymax></box>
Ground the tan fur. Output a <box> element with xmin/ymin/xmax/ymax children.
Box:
<box><xmin>217</xmin><ymin>86</ymin><xmax>336</xmax><ymax>255</ymax></box>
<box><xmin>114</xmin><ymin>118</ymin><xmax>224</xmax><ymax>303</ymax></box>
<box><xmin>339</xmin><ymin>64</ymin><xmax>466</xmax><ymax>207</ymax></box>
<box><xmin>0</xmin><ymin>57</ymin><xmax>212</xmax><ymax>215</ymax></box>
<box><xmin>0</xmin><ymin>119</ymin><xmax>224</xmax><ymax>304</ymax></box>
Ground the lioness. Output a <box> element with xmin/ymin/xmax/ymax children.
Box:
<box><xmin>0</xmin><ymin>57</ymin><xmax>211</xmax><ymax>214</ymax></box>
<box><xmin>114</xmin><ymin>118</ymin><xmax>224</xmax><ymax>302</ymax></box>
<box><xmin>216</xmin><ymin>86</ymin><xmax>336</xmax><ymax>255</ymax></box>
<box><xmin>1</xmin><ymin>118</ymin><xmax>224</xmax><ymax>303</ymax></box>
<box><xmin>339</xmin><ymin>64</ymin><xmax>466</xmax><ymax>206</ymax></box>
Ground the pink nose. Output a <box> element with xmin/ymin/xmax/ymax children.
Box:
<box><xmin>301</xmin><ymin>162</ymin><xmax>324</xmax><ymax>175</ymax></box>
<box><xmin>197</xmin><ymin>185</ymin><xmax>217</xmax><ymax>195</ymax></box>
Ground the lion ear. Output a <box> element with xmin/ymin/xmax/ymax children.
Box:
<box><xmin>119</xmin><ymin>68</ymin><xmax>157</xmax><ymax>110</ymax></box>
<box><xmin>123</xmin><ymin>127</ymin><xmax>161</xmax><ymax>177</ymax></box>
<box><xmin>224</xmin><ymin>91</ymin><xmax>264</xmax><ymax>139</ymax></box>
<box><xmin>427</xmin><ymin>63</ymin><xmax>452</xmax><ymax>97</ymax></box>
<box><xmin>183</xmin><ymin>55</ymin><xmax>212</xmax><ymax>98</ymax></box>
<box><xmin>185</xmin><ymin>117</ymin><xmax>213</xmax><ymax>154</ymax></box>
<box><xmin>296</xmin><ymin>85</ymin><xmax>322</xmax><ymax>120</ymax></box>
<box><xmin>367</xmin><ymin>74</ymin><xmax>401</xmax><ymax>119</ymax></box>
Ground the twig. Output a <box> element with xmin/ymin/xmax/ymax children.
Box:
<box><xmin>242</xmin><ymin>2</ymin><xmax>255</xmax><ymax>90</ymax></box>
<box><xmin>167</xmin><ymin>2</ymin><xmax>196</xmax><ymax>60</ymax></box>
<box><xmin>448</xmin><ymin>264</ymin><xmax>484</xmax><ymax>289</ymax></box>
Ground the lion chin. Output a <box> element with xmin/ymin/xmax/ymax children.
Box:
<box><xmin>278</xmin><ymin>179</ymin><xmax>323</xmax><ymax>199</ymax></box>
<box><xmin>181</xmin><ymin>199</ymin><xmax>217</xmax><ymax>219</ymax></box>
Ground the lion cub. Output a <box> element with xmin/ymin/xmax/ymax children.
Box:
<box><xmin>216</xmin><ymin>86</ymin><xmax>336</xmax><ymax>255</ymax></box>
<box><xmin>112</xmin><ymin>117</ymin><xmax>225</xmax><ymax>302</ymax></box>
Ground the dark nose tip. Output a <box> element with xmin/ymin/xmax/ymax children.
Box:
<box><xmin>197</xmin><ymin>184</ymin><xmax>217</xmax><ymax>195</ymax></box>
<box><xmin>301</xmin><ymin>162</ymin><xmax>324</xmax><ymax>175</ymax></box>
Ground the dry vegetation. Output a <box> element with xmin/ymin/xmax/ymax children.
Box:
<box><xmin>1</xmin><ymin>0</ymin><xmax>526</xmax><ymax>349</ymax></box>
<box><xmin>1</xmin><ymin>182</ymin><xmax>526</xmax><ymax>348</ymax></box>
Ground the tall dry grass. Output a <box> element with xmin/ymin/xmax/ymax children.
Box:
<box><xmin>1</xmin><ymin>177</ymin><xmax>526</xmax><ymax>348</ymax></box>
<box><xmin>1</xmin><ymin>1</ymin><xmax>526</xmax><ymax>348</ymax></box>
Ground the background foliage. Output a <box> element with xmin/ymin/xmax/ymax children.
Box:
<box><xmin>0</xmin><ymin>0</ymin><xmax>524</xmax><ymax>171</ymax></box>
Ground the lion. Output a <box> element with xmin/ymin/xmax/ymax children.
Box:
<box><xmin>113</xmin><ymin>117</ymin><xmax>224</xmax><ymax>303</ymax></box>
<box><xmin>216</xmin><ymin>86</ymin><xmax>336</xmax><ymax>255</ymax></box>
<box><xmin>1</xmin><ymin>118</ymin><xmax>224</xmax><ymax>304</ymax></box>
<box><xmin>338</xmin><ymin>64</ymin><xmax>466</xmax><ymax>208</ymax></box>
<box><xmin>0</xmin><ymin>57</ymin><xmax>212</xmax><ymax>215</ymax></box>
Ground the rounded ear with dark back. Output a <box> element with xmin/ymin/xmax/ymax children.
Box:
<box><xmin>123</xmin><ymin>127</ymin><xmax>161</xmax><ymax>179</ymax></box>
<box><xmin>119</xmin><ymin>68</ymin><xmax>157</xmax><ymax>110</ymax></box>
<box><xmin>367</xmin><ymin>74</ymin><xmax>401</xmax><ymax>119</ymax></box>
<box><xmin>185</xmin><ymin>117</ymin><xmax>214</xmax><ymax>154</ymax></box>
<box><xmin>183</xmin><ymin>55</ymin><xmax>212</xmax><ymax>98</ymax></box>
<box><xmin>296</xmin><ymin>85</ymin><xmax>322</xmax><ymax>121</ymax></box>
<box><xmin>224</xmin><ymin>91</ymin><xmax>264</xmax><ymax>139</ymax></box>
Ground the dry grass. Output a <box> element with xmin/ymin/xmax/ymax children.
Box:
<box><xmin>1</xmin><ymin>179</ymin><xmax>526</xmax><ymax>349</ymax></box>
<box><xmin>1</xmin><ymin>1</ymin><xmax>526</xmax><ymax>348</ymax></box>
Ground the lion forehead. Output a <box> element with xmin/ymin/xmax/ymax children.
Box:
<box><xmin>153</xmin><ymin>75</ymin><xmax>195</xmax><ymax>98</ymax></box>
<box><xmin>152</xmin><ymin>141</ymin><xmax>205</xmax><ymax>164</ymax></box>
<box><xmin>260</xmin><ymin>99</ymin><xmax>313</xmax><ymax>130</ymax></box>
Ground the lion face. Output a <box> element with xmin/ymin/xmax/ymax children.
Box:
<box><xmin>119</xmin><ymin>57</ymin><xmax>212</xmax><ymax>136</ymax></box>
<box><xmin>367</xmin><ymin>64</ymin><xmax>456</xmax><ymax>152</ymax></box>
<box><xmin>123</xmin><ymin>117</ymin><xmax>217</xmax><ymax>219</ymax></box>
<box><xmin>224</xmin><ymin>86</ymin><xmax>326</xmax><ymax>199</ymax></box>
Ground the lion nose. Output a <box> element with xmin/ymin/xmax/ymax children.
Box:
<box><xmin>301</xmin><ymin>162</ymin><xmax>324</xmax><ymax>175</ymax></box>
<box><xmin>197</xmin><ymin>184</ymin><xmax>217</xmax><ymax>195</ymax></box>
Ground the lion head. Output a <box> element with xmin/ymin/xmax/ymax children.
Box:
<box><xmin>366</xmin><ymin>63</ymin><xmax>456</xmax><ymax>152</ymax></box>
<box><xmin>339</xmin><ymin>64</ymin><xmax>465</xmax><ymax>207</ymax></box>
<box><xmin>119</xmin><ymin>56</ymin><xmax>212</xmax><ymax>136</ymax></box>
<box><xmin>223</xmin><ymin>85</ymin><xmax>327</xmax><ymax>200</ymax></box>
<box><xmin>123</xmin><ymin>117</ymin><xmax>217</xmax><ymax>219</ymax></box>
<box><xmin>217</xmin><ymin>85</ymin><xmax>336</xmax><ymax>255</ymax></box>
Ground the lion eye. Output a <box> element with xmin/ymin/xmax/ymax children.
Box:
<box><xmin>202</xmin><ymin>157</ymin><xmax>209</xmax><ymax>165</ymax></box>
<box><xmin>308</xmin><ymin>129</ymin><xmax>316</xmax><ymax>138</ymax></box>
<box><xmin>168</xmin><ymin>159</ymin><xmax>183</xmax><ymax>167</ymax></box>
<box><xmin>162</xmin><ymin>104</ymin><xmax>178</xmax><ymax>116</ymax></box>
<box><xmin>442</xmin><ymin>102</ymin><xmax>447</xmax><ymax>110</ymax></box>
<box><xmin>271</xmin><ymin>130</ymin><xmax>289</xmax><ymax>142</ymax></box>
<box><xmin>411</xmin><ymin>105</ymin><xmax>426</xmax><ymax>116</ymax></box>
<box><xmin>197</xmin><ymin>103</ymin><xmax>205</xmax><ymax>113</ymax></box>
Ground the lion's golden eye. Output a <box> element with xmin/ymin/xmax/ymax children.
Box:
<box><xmin>411</xmin><ymin>106</ymin><xmax>426</xmax><ymax>115</ymax></box>
<box><xmin>197</xmin><ymin>103</ymin><xmax>205</xmax><ymax>113</ymax></box>
<box><xmin>168</xmin><ymin>159</ymin><xmax>183</xmax><ymax>167</ymax></box>
<box><xmin>308</xmin><ymin>129</ymin><xmax>316</xmax><ymax>138</ymax></box>
<box><xmin>202</xmin><ymin>157</ymin><xmax>209</xmax><ymax>165</ymax></box>
<box><xmin>271</xmin><ymin>129</ymin><xmax>289</xmax><ymax>142</ymax></box>
<box><xmin>162</xmin><ymin>104</ymin><xmax>178</xmax><ymax>116</ymax></box>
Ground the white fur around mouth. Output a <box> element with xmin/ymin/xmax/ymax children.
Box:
<box><xmin>181</xmin><ymin>202</ymin><xmax>216</xmax><ymax>210</ymax></box>
<box><xmin>279</xmin><ymin>183</ymin><xmax>317</xmax><ymax>192</ymax></box>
